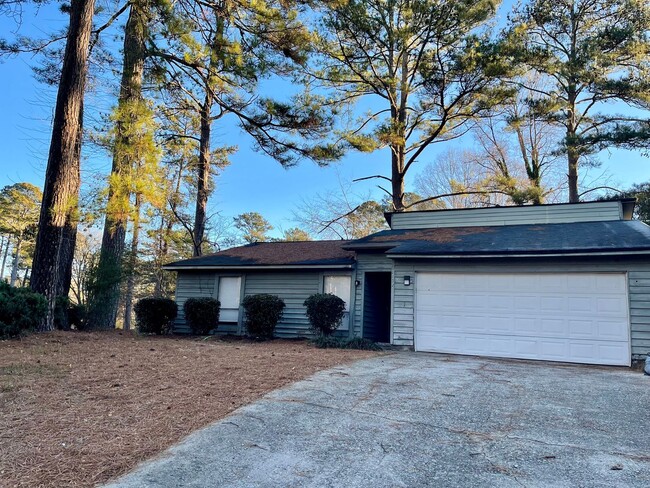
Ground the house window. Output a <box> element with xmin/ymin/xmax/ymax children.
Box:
<box><xmin>218</xmin><ymin>276</ymin><xmax>241</xmax><ymax>322</ymax></box>
<box><xmin>324</xmin><ymin>275</ymin><xmax>351</xmax><ymax>331</ymax></box>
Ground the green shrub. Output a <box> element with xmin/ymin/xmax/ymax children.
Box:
<box><xmin>311</xmin><ymin>336</ymin><xmax>382</xmax><ymax>351</ymax></box>
<box><xmin>54</xmin><ymin>296</ymin><xmax>71</xmax><ymax>331</ymax></box>
<box><xmin>343</xmin><ymin>337</ymin><xmax>383</xmax><ymax>351</ymax></box>
<box><xmin>0</xmin><ymin>282</ymin><xmax>47</xmax><ymax>338</ymax></box>
<box><xmin>311</xmin><ymin>335</ymin><xmax>346</xmax><ymax>349</ymax></box>
<box><xmin>134</xmin><ymin>298</ymin><xmax>178</xmax><ymax>335</ymax></box>
<box><xmin>304</xmin><ymin>293</ymin><xmax>346</xmax><ymax>336</ymax></box>
<box><xmin>183</xmin><ymin>297</ymin><xmax>220</xmax><ymax>335</ymax></box>
<box><xmin>242</xmin><ymin>294</ymin><xmax>285</xmax><ymax>339</ymax></box>
<box><xmin>68</xmin><ymin>303</ymin><xmax>87</xmax><ymax>330</ymax></box>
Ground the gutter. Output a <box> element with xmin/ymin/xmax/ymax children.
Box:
<box><xmin>162</xmin><ymin>264</ymin><xmax>355</xmax><ymax>271</ymax></box>
<box><xmin>386</xmin><ymin>250</ymin><xmax>650</xmax><ymax>259</ymax></box>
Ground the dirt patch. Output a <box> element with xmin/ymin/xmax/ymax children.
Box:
<box><xmin>0</xmin><ymin>331</ymin><xmax>379</xmax><ymax>487</ymax></box>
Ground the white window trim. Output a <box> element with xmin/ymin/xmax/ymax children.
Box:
<box><xmin>322</xmin><ymin>274</ymin><xmax>353</xmax><ymax>332</ymax></box>
<box><xmin>214</xmin><ymin>275</ymin><xmax>243</xmax><ymax>324</ymax></box>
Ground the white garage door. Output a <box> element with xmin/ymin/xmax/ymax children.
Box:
<box><xmin>415</xmin><ymin>273</ymin><xmax>630</xmax><ymax>366</ymax></box>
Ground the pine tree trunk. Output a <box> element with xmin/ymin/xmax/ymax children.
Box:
<box><xmin>9</xmin><ymin>237</ymin><xmax>21</xmax><ymax>287</ymax></box>
<box><xmin>567</xmin><ymin>144</ymin><xmax>580</xmax><ymax>203</ymax></box>
<box><xmin>22</xmin><ymin>267</ymin><xmax>29</xmax><ymax>287</ymax></box>
<box><xmin>154</xmin><ymin>217</ymin><xmax>165</xmax><ymax>297</ymax></box>
<box><xmin>390</xmin><ymin>50</ymin><xmax>408</xmax><ymax>213</ymax></box>
<box><xmin>30</xmin><ymin>0</ymin><xmax>94</xmax><ymax>330</ymax></box>
<box><xmin>192</xmin><ymin>90</ymin><xmax>214</xmax><ymax>257</ymax></box>
<box><xmin>391</xmin><ymin>150</ymin><xmax>405</xmax><ymax>212</ymax></box>
<box><xmin>0</xmin><ymin>235</ymin><xmax>10</xmax><ymax>281</ymax></box>
<box><xmin>0</xmin><ymin>236</ymin><xmax>4</xmax><ymax>280</ymax></box>
<box><xmin>88</xmin><ymin>0</ymin><xmax>147</xmax><ymax>329</ymax></box>
<box><xmin>123</xmin><ymin>193</ymin><xmax>142</xmax><ymax>331</ymax></box>
<box><xmin>155</xmin><ymin>165</ymin><xmax>184</xmax><ymax>296</ymax></box>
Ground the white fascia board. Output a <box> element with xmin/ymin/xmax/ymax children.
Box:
<box><xmin>386</xmin><ymin>250</ymin><xmax>650</xmax><ymax>259</ymax></box>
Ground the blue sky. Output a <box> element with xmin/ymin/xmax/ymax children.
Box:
<box><xmin>0</xmin><ymin>1</ymin><xmax>648</xmax><ymax>238</ymax></box>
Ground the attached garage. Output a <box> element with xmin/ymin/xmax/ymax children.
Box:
<box><xmin>415</xmin><ymin>272</ymin><xmax>631</xmax><ymax>366</ymax></box>
<box><xmin>345</xmin><ymin>199</ymin><xmax>650</xmax><ymax>365</ymax></box>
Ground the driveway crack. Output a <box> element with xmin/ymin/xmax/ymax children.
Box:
<box><xmin>504</xmin><ymin>435</ymin><xmax>650</xmax><ymax>462</ymax></box>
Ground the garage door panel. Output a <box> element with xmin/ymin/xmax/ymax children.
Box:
<box><xmin>517</xmin><ymin>296</ymin><xmax>539</xmax><ymax>311</ymax></box>
<box><xmin>538</xmin><ymin>275</ymin><xmax>567</xmax><ymax>292</ymax></box>
<box><xmin>514</xmin><ymin>339</ymin><xmax>538</xmax><ymax>355</ymax></box>
<box><xmin>415</xmin><ymin>273</ymin><xmax>630</xmax><ymax>366</ymax></box>
<box><xmin>490</xmin><ymin>295</ymin><xmax>513</xmax><ymax>310</ymax></box>
<box><xmin>487</xmin><ymin>274</ymin><xmax>513</xmax><ymax>290</ymax></box>
<box><xmin>540</xmin><ymin>296</ymin><xmax>565</xmax><ymax>312</ymax></box>
<box><xmin>597</xmin><ymin>297</ymin><xmax>627</xmax><ymax>314</ymax></box>
<box><xmin>487</xmin><ymin>316</ymin><xmax>512</xmax><ymax>333</ymax></box>
<box><xmin>572</xmin><ymin>297</ymin><xmax>592</xmax><ymax>312</ymax></box>
<box><xmin>596</xmin><ymin>320</ymin><xmax>630</xmax><ymax>340</ymax></box>
<box><xmin>539</xmin><ymin>339</ymin><xmax>569</xmax><ymax>359</ymax></box>
<box><xmin>462</xmin><ymin>294</ymin><xmax>486</xmax><ymax>308</ymax></box>
<box><xmin>597</xmin><ymin>275</ymin><xmax>626</xmax><ymax>292</ymax></box>
<box><xmin>568</xmin><ymin>319</ymin><xmax>595</xmax><ymax>338</ymax></box>
<box><xmin>515</xmin><ymin>317</ymin><xmax>537</xmax><ymax>334</ymax></box>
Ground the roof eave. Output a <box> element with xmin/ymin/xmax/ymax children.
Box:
<box><xmin>386</xmin><ymin>249</ymin><xmax>650</xmax><ymax>259</ymax></box>
<box><xmin>162</xmin><ymin>264</ymin><xmax>355</xmax><ymax>271</ymax></box>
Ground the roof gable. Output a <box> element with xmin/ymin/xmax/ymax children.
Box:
<box><xmin>385</xmin><ymin>199</ymin><xmax>635</xmax><ymax>230</ymax></box>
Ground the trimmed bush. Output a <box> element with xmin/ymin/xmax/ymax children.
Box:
<box><xmin>183</xmin><ymin>297</ymin><xmax>220</xmax><ymax>335</ymax></box>
<box><xmin>311</xmin><ymin>336</ymin><xmax>382</xmax><ymax>351</ymax></box>
<box><xmin>0</xmin><ymin>282</ymin><xmax>47</xmax><ymax>338</ymax></box>
<box><xmin>134</xmin><ymin>298</ymin><xmax>178</xmax><ymax>335</ymax></box>
<box><xmin>304</xmin><ymin>293</ymin><xmax>346</xmax><ymax>336</ymax></box>
<box><xmin>242</xmin><ymin>294</ymin><xmax>285</xmax><ymax>339</ymax></box>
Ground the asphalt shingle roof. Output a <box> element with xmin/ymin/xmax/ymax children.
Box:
<box><xmin>344</xmin><ymin>220</ymin><xmax>650</xmax><ymax>256</ymax></box>
<box><xmin>164</xmin><ymin>240</ymin><xmax>355</xmax><ymax>268</ymax></box>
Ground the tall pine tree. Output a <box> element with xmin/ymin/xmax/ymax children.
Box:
<box><xmin>505</xmin><ymin>0</ymin><xmax>650</xmax><ymax>202</ymax></box>
<box><xmin>30</xmin><ymin>0</ymin><xmax>96</xmax><ymax>330</ymax></box>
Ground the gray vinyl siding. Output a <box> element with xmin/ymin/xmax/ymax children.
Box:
<box><xmin>352</xmin><ymin>253</ymin><xmax>394</xmax><ymax>338</ymax></box>
<box><xmin>173</xmin><ymin>272</ymin><xmax>242</xmax><ymax>334</ymax></box>
<box><xmin>391</xmin><ymin>257</ymin><xmax>650</xmax><ymax>357</ymax></box>
<box><xmin>390</xmin><ymin>201</ymin><xmax>623</xmax><ymax>230</ymax></box>
<box><xmin>244</xmin><ymin>271</ymin><xmax>322</xmax><ymax>338</ymax></box>
<box><xmin>174</xmin><ymin>270</ymin><xmax>353</xmax><ymax>337</ymax></box>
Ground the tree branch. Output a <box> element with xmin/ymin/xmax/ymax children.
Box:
<box><xmin>578</xmin><ymin>186</ymin><xmax>623</xmax><ymax>198</ymax></box>
<box><xmin>404</xmin><ymin>190</ymin><xmax>510</xmax><ymax>210</ymax></box>
<box><xmin>352</xmin><ymin>174</ymin><xmax>392</xmax><ymax>183</ymax></box>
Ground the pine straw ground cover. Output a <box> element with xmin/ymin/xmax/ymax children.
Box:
<box><xmin>0</xmin><ymin>331</ymin><xmax>379</xmax><ymax>487</ymax></box>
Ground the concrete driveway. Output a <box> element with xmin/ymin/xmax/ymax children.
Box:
<box><xmin>105</xmin><ymin>353</ymin><xmax>650</xmax><ymax>488</ymax></box>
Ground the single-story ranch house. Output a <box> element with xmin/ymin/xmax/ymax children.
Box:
<box><xmin>164</xmin><ymin>199</ymin><xmax>650</xmax><ymax>366</ymax></box>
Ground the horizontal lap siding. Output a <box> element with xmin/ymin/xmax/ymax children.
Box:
<box><xmin>390</xmin><ymin>202</ymin><xmax>622</xmax><ymax>229</ymax></box>
<box><xmin>353</xmin><ymin>253</ymin><xmax>393</xmax><ymax>338</ymax></box>
<box><xmin>244</xmin><ymin>272</ymin><xmax>321</xmax><ymax>338</ymax></box>
<box><xmin>392</xmin><ymin>259</ymin><xmax>650</xmax><ymax>357</ymax></box>
<box><xmin>392</xmin><ymin>263</ymin><xmax>415</xmax><ymax>346</ymax></box>
<box><xmin>629</xmin><ymin>270</ymin><xmax>650</xmax><ymax>355</ymax></box>
<box><xmin>173</xmin><ymin>272</ymin><xmax>217</xmax><ymax>334</ymax></box>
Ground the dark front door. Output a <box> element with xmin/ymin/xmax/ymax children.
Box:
<box><xmin>363</xmin><ymin>272</ymin><xmax>392</xmax><ymax>343</ymax></box>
